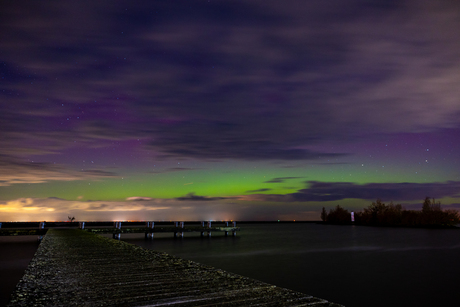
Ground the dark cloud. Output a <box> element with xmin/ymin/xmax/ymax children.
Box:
<box><xmin>247</xmin><ymin>181</ymin><xmax>460</xmax><ymax>202</ymax></box>
<box><xmin>149</xmin><ymin>167</ymin><xmax>203</xmax><ymax>174</ymax></box>
<box><xmin>0</xmin><ymin>0</ymin><xmax>460</xmax><ymax>200</ymax></box>
<box><xmin>176</xmin><ymin>192</ymin><xmax>229</xmax><ymax>202</ymax></box>
<box><xmin>264</xmin><ymin>177</ymin><xmax>302</xmax><ymax>183</ymax></box>
<box><xmin>1</xmin><ymin>0</ymin><xmax>459</xmax><ymax>166</ymax></box>
<box><xmin>246</xmin><ymin>188</ymin><xmax>272</xmax><ymax>193</ymax></box>
<box><xmin>314</xmin><ymin>162</ymin><xmax>350</xmax><ymax>166</ymax></box>
<box><xmin>80</xmin><ymin>170</ymin><xmax>117</xmax><ymax>177</ymax></box>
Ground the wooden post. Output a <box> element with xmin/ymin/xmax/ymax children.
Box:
<box><xmin>79</xmin><ymin>222</ymin><xmax>85</xmax><ymax>229</ymax></box>
<box><xmin>113</xmin><ymin>221</ymin><xmax>121</xmax><ymax>240</ymax></box>
<box><xmin>232</xmin><ymin>221</ymin><xmax>237</xmax><ymax>237</ymax></box>
<box><xmin>179</xmin><ymin>221</ymin><xmax>184</xmax><ymax>238</ymax></box>
<box><xmin>38</xmin><ymin>221</ymin><xmax>45</xmax><ymax>242</ymax></box>
<box><xmin>207</xmin><ymin>221</ymin><xmax>212</xmax><ymax>237</ymax></box>
<box><xmin>174</xmin><ymin>222</ymin><xmax>184</xmax><ymax>238</ymax></box>
<box><xmin>201</xmin><ymin>221</ymin><xmax>205</xmax><ymax>237</ymax></box>
<box><xmin>145</xmin><ymin>221</ymin><xmax>154</xmax><ymax>239</ymax></box>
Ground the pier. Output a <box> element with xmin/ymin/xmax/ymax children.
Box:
<box><xmin>0</xmin><ymin>221</ymin><xmax>239</xmax><ymax>241</ymax></box>
<box><xmin>7</xmin><ymin>229</ymin><xmax>343</xmax><ymax>306</ymax></box>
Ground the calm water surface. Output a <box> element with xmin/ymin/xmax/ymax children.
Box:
<box><xmin>122</xmin><ymin>223</ymin><xmax>460</xmax><ymax>307</ymax></box>
<box><xmin>0</xmin><ymin>236</ymin><xmax>39</xmax><ymax>307</ymax></box>
<box><xmin>1</xmin><ymin>223</ymin><xmax>460</xmax><ymax>307</ymax></box>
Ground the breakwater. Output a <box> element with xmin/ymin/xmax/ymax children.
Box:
<box><xmin>8</xmin><ymin>229</ymin><xmax>343</xmax><ymax>306</ymax></box>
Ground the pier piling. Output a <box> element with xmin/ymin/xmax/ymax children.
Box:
<box><xmin>37</xmin><ymin>222</ymin><xmax>45</xmax><ymax>242</ymax></box>
<box><xmin>145</xmin><ymin>221</ymin><xmax>154</xmax><ymax>239</ymax></box>
<box><xmin>113</xmin><ymin>221</ymin><xmax>122</xmax><ymax>240</ymax></box>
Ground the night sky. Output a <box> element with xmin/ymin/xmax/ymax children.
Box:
<box><xmin>1</xmin><ymin>0</ymin><xmax>460</xmax><ymax>221</ymax></box>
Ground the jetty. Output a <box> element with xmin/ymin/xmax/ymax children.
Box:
<box><xmin>7</xmin><ymin>229</ymin><xmax>343</xmax><ymax>306</ymax></box>
<box><xmin>0</xmin><ymin>221</ymin><xmax>239</xmax><ymax>241</ymax></box>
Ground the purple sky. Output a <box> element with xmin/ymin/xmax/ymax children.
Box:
<box><xmin>1</xmin><ymin>0</ymin><xmax>460</xmax><ymax>221</ymax></box>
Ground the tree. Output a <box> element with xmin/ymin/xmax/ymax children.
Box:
<box><xmin>326</xmin><ymin>205</ymin><xmax>351</xmax><ymax>224</ymax></box>
<box><xmin>321</xmin><ymin>207</ymin><xmax>327</xmax><ymax>222</ymax></box>
<box><xmin>68</xmin><ymin>216</ymin><xmax>75</xmax><ymax>222</ymax></box>
<box><xmin>421</xmin><ymin>197</ymin><xmax>442</xmax><ymax>225</ymax></box>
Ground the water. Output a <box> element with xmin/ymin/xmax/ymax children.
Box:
<box><xmin>0</xmin><ymin>236</ymin><xmax>39</xmax><ymax>307</ymax></box>
<box><xmin>2</xmin><ymin>223</ymin><xmax>460</xmax><ymax>307</ymax></box>
<box><xmin>121</xmin><ymin>223</ymin><xmax>460</xmax><ymax>307</ymax></box>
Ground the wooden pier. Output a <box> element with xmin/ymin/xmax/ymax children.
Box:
<box><xmin>7</xmin><ymin>229</ymin><xmax>343</xmax><ymax>306</ymax></box>
<box><xmin>0</xmin><ymin>221</ymin><xmax>239</xmax><ymax>241</ymax></box>
<box><xmin>85</xmin><ymin>221</ymin><xmax>240</xmax><ymax>240</ymax></box>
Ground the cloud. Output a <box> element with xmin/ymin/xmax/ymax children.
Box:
<box><xmin>246</xmin><ymin>188</ymin><xmax>272</xmax><ymax>193</ymax></box>
<box><xmin>149</xmin><ymin>167</ymin><xmax>202</xmax><ymax>174</ymax></box>
<box><xmin>0</xmin><ymin>155</ymin><xmax>117</xmax><ymax>186</ymax></box>
<box><xmin>126</xmin><ymin>197</ymin><xmax>153</xmax><ymax>201</ymax></box>
<box><xmin>0</xmin><ymin>197</ymin><xmax>261</xmax><ymax>221</ymax></box>
<box><xmin>2</xmin><ymin>0</ymin><xmax>459</xmax><ymax>165</ymax></box>
<box><xmin>264</xmin><ymin>177</ymin><xmax>302</xmax><ymax>183</ymax></box>
<box><xmin>0</xmin><ymin>196</ymin><xmax>338</xmax><ymax>221</ymax></box>
<box><xmin>176</xmin><ymin>192</ymin><xmax>229</xmax><ymax>202</ymax></box>
<box><xmin>243</xmin><ymin>181</ymin><xmax>460</xmax><ymax>202</ymax></box>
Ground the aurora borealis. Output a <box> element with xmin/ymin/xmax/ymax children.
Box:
<box><xmin>1</xmin><ymin>0</ymin><xmax>460</xmax><ymax>221</ymax></box>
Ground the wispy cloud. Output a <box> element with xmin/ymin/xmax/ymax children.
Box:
<box><xmin>264</xmin><ymin>177</ymin><xmax>302</xmax><ymax>183</ymax></box>
<box><xmin>126</xmin><ymin>197</ymin><xmax>154</xmax><ymax>201</ymax></box>
<box><xmin>2</xmin><ymin>0</ymin><xmax>459</xmax><ymax>165</ymax></box>
<box><xmin>242</xmin><ymin>181</ymin><xmax>460</xmax><ymax>202</ymax></box>
<box><xmin>176</xmin><ymin>192</ymin><xmax>229</xmax><ymax>202</ymax></box>
<box><xmin>0</xmin><ymin>155</ymin><xmax>117</xmax><ymax>186</ymax></box>
<box><xmin>246</xmin><ymin>188</ymin><xmax>272</xmax><ymax>193</ymax></box>
<box><xmin>149</xmin><ymin>167</ymin><xmax>202</xmax><ymax>174</ymax></box>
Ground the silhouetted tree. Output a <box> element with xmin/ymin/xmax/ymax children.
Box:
<box><xmin>321</xmin><ymin>207</ymin><xmax>327</xmax><ymax>222</ymax></box>
<box><xmin>422</xmin><ymin>197</ymin><xmax>443</xmax><ymax>225</ymax></box>
<box><xmin>326</xmin><ymin>205</ymin><xmax>351</xmax><ymax>224</ymax></box>
<box><xmin>352</xmin><ymin>198</ymin><xmax>459</xmax><ymax>227</ymax></box>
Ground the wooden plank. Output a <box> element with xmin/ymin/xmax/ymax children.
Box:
<box><xmin>8</xmin><ymin>229</ymin><xmax>344</xmax><ymax>306</ymax></box>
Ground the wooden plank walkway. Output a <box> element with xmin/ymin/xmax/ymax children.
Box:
<box><xmin>7</xmin><ymin>229</ymin><xmax>343</xmax><ymax>306</ymax></box>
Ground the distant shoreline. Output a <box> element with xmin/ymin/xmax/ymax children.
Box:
<box><xmin>0</xmin><ymin>220</ymin><xmax>321</xmax><ymax>226</ymax></box>
<box><xmin>321</xmin><ymin>221</ymin><xmax>460</xmax><ymax>229</ymax></box>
